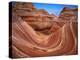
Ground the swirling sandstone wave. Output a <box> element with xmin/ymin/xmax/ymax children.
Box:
<box><xmin>10</xmin><ymin>2</ymin><xmax>78</xmax><ymax>58</ymax></box>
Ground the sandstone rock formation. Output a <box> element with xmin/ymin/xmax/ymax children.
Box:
<box><xmin>10</xmin><ymin>2</ymin><xmax>78</xmax><ymax>58</ymax></box>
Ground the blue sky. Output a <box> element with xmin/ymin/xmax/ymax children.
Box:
<box><xmin>33</xmin><ymin>3</ymin><xmax>78</xmax><ymax>16</ymax></box>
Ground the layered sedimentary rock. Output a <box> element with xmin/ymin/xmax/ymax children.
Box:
<box><xmin>10</xmin><ymin>2</ymin><xmax>78</xmax><ymax>58</ymax></box>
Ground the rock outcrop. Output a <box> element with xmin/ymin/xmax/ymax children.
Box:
<box><xmin>10</xmin><ymin>2</ymin><xmax>78</xmax><ymax>58</ymax></box>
